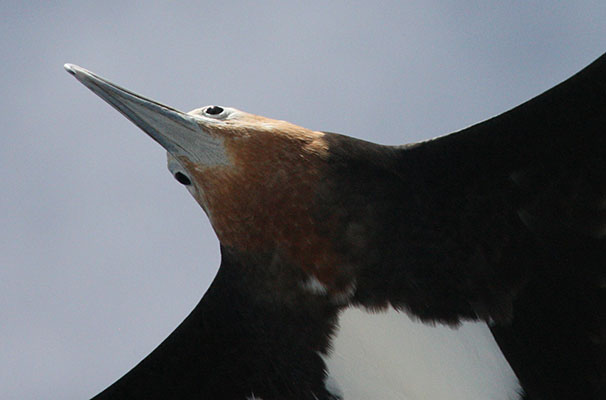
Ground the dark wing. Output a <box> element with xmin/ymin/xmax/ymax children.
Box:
<box><xmin>91</xmin><ymin>248</ymin><xmax>339</xmax><ymax>400</ymax></box>
<box><xmin>398</xmin><ymin>54</ymin><xmax>606</xmax><ymax>398</ymax></box>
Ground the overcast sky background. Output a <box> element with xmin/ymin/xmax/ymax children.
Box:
<box><xmin>1</xmin><ymin>2</ymin><xmax>605</xmax><ymax>399</ymax></box>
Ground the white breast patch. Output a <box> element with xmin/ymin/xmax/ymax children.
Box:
<box><xmin>323</xmin><ymin>306</ymin><xmax>522</xmax><ymax>400</ymax></box>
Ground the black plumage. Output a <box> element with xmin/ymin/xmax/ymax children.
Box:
<box><xmin>65</xmin><ymin>53</ymin><xmax>605</xmax><ymax>399</ymax></box>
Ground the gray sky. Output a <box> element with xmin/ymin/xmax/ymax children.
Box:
<box><xmin>1</xmin><ymin>1</ymin><xmax>605</xmax><ymax>399</ymax></box>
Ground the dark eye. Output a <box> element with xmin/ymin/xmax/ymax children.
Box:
<box><xmin>205</xmin><ymin>106</ymin><xmax>224</xmax><ymax>115</ymax></box>
<box><xmin>174</xmin><ymin>172</ymin><xmax>191</xmax><ymax>185</ymax></box>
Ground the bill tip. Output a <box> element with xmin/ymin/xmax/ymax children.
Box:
<box><xmin>64</xmin><ymin>63</ymin><xmax>77</xmax><ymax>76</ymax></box>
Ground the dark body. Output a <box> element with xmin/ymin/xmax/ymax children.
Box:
<box><xmin>70</xmin><ymin>55</ymin><xmax>605</xmax><ymax>399</ymax></box>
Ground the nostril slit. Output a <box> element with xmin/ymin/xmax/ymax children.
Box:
<box><xmin>174</xmin><ymin>172</ymin><xmax>192</xmax><ymax>185</ymax></box>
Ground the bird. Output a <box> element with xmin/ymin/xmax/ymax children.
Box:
<box><xmin>64</xmin><ymin>54</ymin><xmax>605</xmax><ymax>400</ymax></box>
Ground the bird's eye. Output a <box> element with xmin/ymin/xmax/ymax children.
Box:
<box><xmin>174</xmin><ymin>172</ymin><xmax>191</xmax><ymax>185</ymax></box>
<box><xmin>205</xmin><ymin>106</ymin><xmax>224</xmax><ymax>115</ymax></box>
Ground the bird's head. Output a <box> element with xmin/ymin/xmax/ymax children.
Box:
<box><xmin>64</xmin><ymin>64</ymin><xmax>355</xmax><ymax>298</ymax></box>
